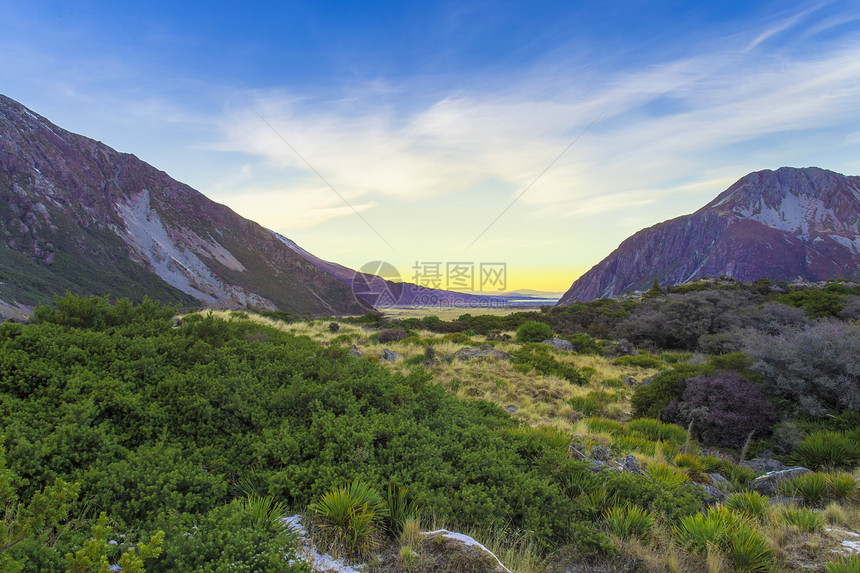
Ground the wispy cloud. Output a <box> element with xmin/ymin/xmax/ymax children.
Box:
<box><xmin>212</xmin><ymin>16</ymin><xmax>860</xmax><ymax>233</ymax></box>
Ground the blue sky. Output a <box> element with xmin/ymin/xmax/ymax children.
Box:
<box><xmin>3</xmin><ymin>1</ymin><xmax>860</xmax><ymax>290</ymax></box>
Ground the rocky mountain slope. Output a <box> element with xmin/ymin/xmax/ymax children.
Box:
<box><xmin>0</xmin><ymin>94</ymin><xmax>370</xmax><ymax>317</ymax></box>
<box><xmin>559</xmin><ymin>167</ymin><xmax>860</xmax><ymax>303</ymax></box>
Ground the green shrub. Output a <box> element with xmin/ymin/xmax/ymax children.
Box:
<box><xmin>155</xmin><ymin>499</ymin><xmax>308</xmax><ymax>572</ymax></box>
<box><xmin>793</xmin><ymin>431</ymin><xmax>860</xmax><ymax>471</ymax></box>
<box><xmin>568</xmin><ymin>333</ymin><xmax>602</xmax><ymax>355</ymax></box>
<box><xmin>727</xmin><ymin>491</ymin><xmax>769</xmax><ymax>519</ymax></box>
<box><xmin>516</xmin><ymin>321</ymin><xmax>554</xmax><ymax>343</ymax></box>
<box><xmin>631</xmin><ymin>365</ymin><xmax>709</xmax><ymax>419</ymax></box>
<box><xmin>602</xmin><ymin>469</ymin><xmax>702</xmax><ymax>522</ymax></box>
<box><xmin>604</xmin><ymin>504</ymin><xmax>653</xmax><ymax>541</ymax></box>
<box><xmin>778</xmin><ymin>506</ymin><xmax>824</xmax><ymax>531</ymax></box>
<box><xmin>613</xmin><ymin>354</ymin><xmax>661</xmax><ymax>368</ymax></box>
<box><xmin>778</xmin><ymin>289</ymin><xmax>844</xmax><ymax>318</ymax></box>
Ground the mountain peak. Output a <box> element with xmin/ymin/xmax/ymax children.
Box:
<box><xmin>559</xmin><ymin>167</ymin><xmax>860</xmax><ymax>303</ymax></box>
<box><xmin>0</xmin><ymin>94</ymin><xmax>369</xmax><ymax>317</ymax></box>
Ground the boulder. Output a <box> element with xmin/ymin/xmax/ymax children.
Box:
<box><xmin>453</xmin><ymin>346</ymin><xmax>512</xmax><ymax>361</ymax></box>
<box><xmin>421</xmin><ymin>529</ymin><xmax>512</xmax><ymax>573</ymax></box>
<box><xmin>697</xmin><ymin>483</ymin><xmax>728</xmax><ymax>504</ymax></box>
<box><xmin>751</xmin><ymin>467</ymin><xmax>812</xmax><ymax>496</ymax></box>
<box><xmin>567</xmin><ymin>442</ymin><xmax>587</xmax><ymax>460</ymax></box>
<box><xmin>742</xmin><ymin>457</ymin><xmax>786</xmax><ymax>474</ymax></box>
<box><xmin>590</xmin><ymin>445</ymin><xmax>611</xmax><ymax>462</ymax></box>
<box><xmin>541</xmin><ymin>338</ymin><xmax>574</xmax><ymax>352</ymax></box>
<box><xmin>618</xmin><ymin>454</ymin><xmax>643</xmax><ymax>474</ymax></box>
<box><xmin>706</xmin><ymin>473</ymin><xmax>731</xmax><ymax>491</ymax></box>
<box><xmin>349</xmin><ymin>345</ymin><xmax>362</xmax><ymax>358</ymax></box>
<box><xmin>381</xmin><ymin>349</ymin><xmax>401</xmax><ymax>362</ymax></box>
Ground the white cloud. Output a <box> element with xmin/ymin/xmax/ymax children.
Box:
<box><xmin>210</xmin><ymin>21</ymin><xmax>860</xmax><ymax>237</ymax></box>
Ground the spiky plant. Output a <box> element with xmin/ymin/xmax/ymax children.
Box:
<box><xmin>726</xmin><ymin>491</ymin><xmax>769</xmax><ymax>519</ymax></box>
<box><xmin>309</xmin><ymin>478</ymin><xmax>388</xmax><ymax>554</ymax></box>
<box><xmin>779</xmin><ymin>472</ymin><xmax>829</xmax><ymax>504</ymax></box>
<box><xmin>604</xmin><ymin>504</ymin><xmax>653</xmax><ymax>541</ymax></box>
<box><xmin>726</xmin><ymin>525</ymin><xmax>774</xmax><ymax>572</ymax></box>
<box><xmin>778</xmin><ymin>506</ymin><xmax>825</xmax><ymax>531</ymax></box>
<box><xmin>826</xmin><ymin>556</ymin><xmax>860</xmax><ymax>573</ymax></box>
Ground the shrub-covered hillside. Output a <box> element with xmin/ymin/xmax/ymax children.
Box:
<box><xmin>0</xmin><ymin>295</ymin><xmax>704</xmax><ymax>572</ymax></box>
<box><xmin>2</xmin><ymin>293</ymin><xmax>859</xmax><ymax>572</ymax></box>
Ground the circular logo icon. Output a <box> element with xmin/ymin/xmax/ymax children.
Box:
<box><xmin>351</xmin><ymin>261</ymin><xmax>404</xmax><ymax>309</ymax></box>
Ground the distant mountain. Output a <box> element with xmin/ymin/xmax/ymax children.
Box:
<box><xmin>274</xmin><ymin>233</ymin><xmax>526</xmax><ymax>308</ymax></box>
<box><xmin>0</xmin><ymin>94</ymin><xmax>370</xmax><ymax>318</ymax></box>
<box><xmin>559</xmin><ymin>167</ymin><xmax>860</xmax><ymax>304</ymax></box>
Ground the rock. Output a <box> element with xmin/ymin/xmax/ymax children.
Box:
<box><xmin>328</xmin><ymin>322</ymin><xmax>340</xmax><ymax>333</ymax></box>
<box><xmin>751</xmin><ymin>467</ymin><xmax>812</xmax><ymax>496</ymax></box>
<box><xmin>623</xmin><ymin>376</ymin><xmax>636</xmax><ymax>386</ymax></box>
<box><xmin>618</xmin><ymin>454</ymin><xmax>643</xmax><ymax>474</ymax></box>
<box><xmin>742</xmin><ymin>457</ymin><xmax>786</xmax><ymax>474</ymax></box>
<box><xmin>381</xmin><ymin>349</ymin><xmax>401</xmax><ymax>362</ymax></box>
<box><xmin>505</xmin><ymin>405</ymin><xmax>517</xmax><ymax>414</ymax></box>
<box><xmin>604</xmin><ymin>339</ymin><xmax>639</xmax><ymax>357</ymax></box>
<box><xmin>706</xmin><ymin>473</ymin><xmax>731</xmax><ymax>491</ymax></box>
<box><xmin>172</xmin><ymin>317</ymin><xmax>182</xmax><ymax>328</ymax></box>
<box><xmin>697</xmin><ymin>483</ymin><xmax>728</xmax><ymax>504</ymax></box>
<box><xmin>421</xmin><ymin>529</ymin><xmax>512</xmax><ymax>573</ymax></box>
<box><xmin>590</xmin><ymin>445</ymin><xmax>611</xmax><ymax>462</ymax></box>
<box><xmin>349</xmin><ymin>345</ymin><xmax>362</xmax><ymax>358</ymax></box>
<box><xmin>587</xmin><ymin>460</ymin><xmax>607</xmax><ymax>472</ymax></box>
<box><xmin>541</xmin><ymin>337</ymin><xmax>574</xmax><ymax>352</ymax></box>
<box><xmin>453</xmin><ymin>346</ymin><xmax>512</xmax><ymax>361</ymax></box>
<box><xmin>567</xmin><ymin>442</ymin><xmax>587</xmax><ymax>460</ymax></box>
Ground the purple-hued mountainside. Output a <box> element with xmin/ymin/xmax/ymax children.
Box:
<box><xmin>0</xmin><ymin>94</ymin><xmax>371</xmax><ymax>317</ymax></box>
<box><xmin>559</xmin><ymin>167</ymin><xmax>860</xmax><ymax>304</ymax></box>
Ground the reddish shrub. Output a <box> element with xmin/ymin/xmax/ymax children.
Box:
<box><xmin>665</xmin><ymin>372</ymin><xmax>777</xmax><ymax>448</ymax></box>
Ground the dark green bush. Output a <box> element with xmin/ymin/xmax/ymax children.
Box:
<box><xmin>516</xmin><ymin>321</ymin><xmax>554</xmax><ymax>343</ymax></box>
<box><xmin>778</xmin><ymin>289</ymin><xmax>844</xmax><ymax>318</ymax></box>
<box><xmin>567</xmin><ymin>333</ymin><xmax>602</xmax><ymax>355</ymax></box>
<box><xmin>154</xmin><ymin>499</ymin><xmax>309</xmax><ymax>572</ymax></box>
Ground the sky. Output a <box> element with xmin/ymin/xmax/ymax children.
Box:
<box><xmin>2</xmin><ymin>1</ymin><xmax>860</xmax><ymax>292</ymax></box>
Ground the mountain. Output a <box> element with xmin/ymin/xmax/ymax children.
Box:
<box><xmin>0</xmin><ymin>94</ymin><xmax>370</xmax><ymax>318</ymax></box>
<box><xmin>274</xmin><ymin>233</ymin><xmax>528</xmax><ymax>308</ymax></box>
<box><xmin>559</xmin><ymin>167</ymin><xmax>860</xmax><ymax>304</ymax></box>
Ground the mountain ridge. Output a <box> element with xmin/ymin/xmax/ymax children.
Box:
<box><xmin>558</xmin><ymin>167</ymin><xmax>860</xmax><ymax>304</ymax></box>
<box><xmin>0</xmin><ymin>94</ymin><xmax>370</xmax><ymax>317</ymax></box>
